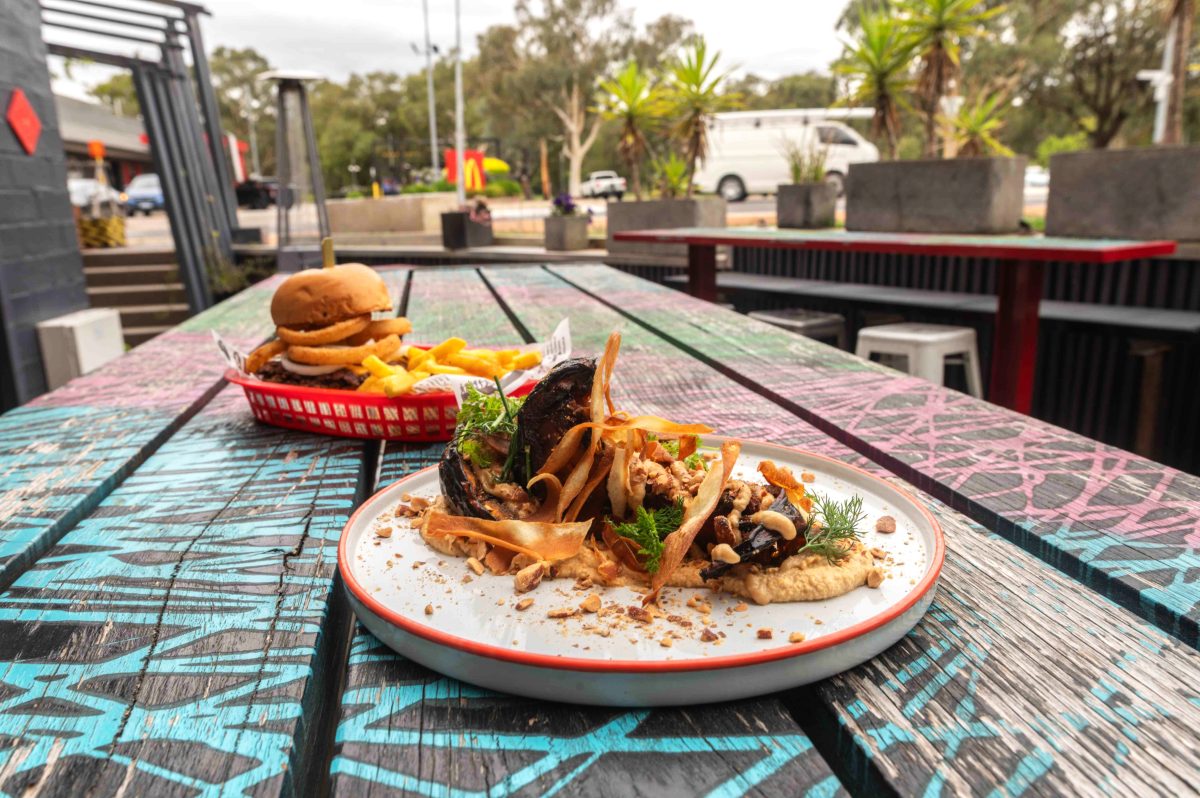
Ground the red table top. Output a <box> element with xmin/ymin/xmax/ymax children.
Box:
<box><xmin>612</xmin><ymin>226</ymin><xmax>1178</xmax><ymax>263</ymax></box>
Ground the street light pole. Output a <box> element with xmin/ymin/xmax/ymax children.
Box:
<box><xmin>422</xmin><ymin>0</ymin><xmax>440</xmax><ymax>180</ymax></box>
<box><xmin>453</xmin><ymin>0</ymin><xmax>466</xmax><ymax>206</ymax></box>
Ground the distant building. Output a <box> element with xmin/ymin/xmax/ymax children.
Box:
<box><xmin>54</xmin><ymin>95</ymin><xmax>151</xmax><ymax>190</ymax></box>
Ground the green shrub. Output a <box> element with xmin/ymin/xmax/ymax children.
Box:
<box><xmin>483</xmin><ymin>183</ymin><xmax>506</xmax><ymax>198</ymax></box>
<box><xmin>1035</xmin><ymin>132</ymin><xmax>1088</xmax><ymax>168</ymax></box>
<box><xmin>433</xmin><ymin>179</ymin><xmax>455</xmax><ymax>192</ymax></box>
<box><xmin>402</xmin><ymin>183</ymin><xmax>435</xmax><ymax>194</ymax></box>
<box><xmin>345</xmin><ymin>190</ymin><xmax>365</xmax><ymax>199</ymax></box>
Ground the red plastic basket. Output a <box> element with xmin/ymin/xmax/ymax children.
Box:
<box><xmin>225</xmin><ymin>369</ymin><xmax>534</xmax><ymax>442</ymax></box>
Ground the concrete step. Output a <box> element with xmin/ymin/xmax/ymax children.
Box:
<box><xmin>82</xmin><ymin>247</ymin><xmax>177</xmax><ymax>268</ymax></box>
<box><xmin>83</xmin><ymin>264</ymin><xmax>179</xmax><ymax>288</ymax></box>
<box><xmin>112</xmin><ymin>303</ymin><xmax>191</xmax><ymax>327</ymax></box>
<box><xmin>122</xmin><ymin>325</ymin><xmax>174</xmax><ymax>347</ymax></box>
<box><xmin>87</xmin><ymin>283</ymin><xmax>188</xmax><ymax>308</ymax></box>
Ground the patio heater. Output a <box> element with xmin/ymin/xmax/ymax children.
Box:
<box><xmin>261</xmin><ymin>70</ymin><xmax>330</xmax><ymax>272</ymax></box>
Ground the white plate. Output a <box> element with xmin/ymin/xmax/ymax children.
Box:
<box><xmin>339</xmin><ymin>437</ymin><xmax>944</xmax><ymax>706</ymax></box>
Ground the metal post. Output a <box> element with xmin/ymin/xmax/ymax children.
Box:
<box><xmin>275</xmin><ymin>86</ymin><xmax>291</xmax><ymax>247</ymax></box>
<box><xmin>422</xmin><ymin>0</ymin><xmax>439</xmax><ymax>179</ymax></box>
<box><xmin>299</xmin><ymin>86</ymin><xmax>331</xmax><ymax>238</ymax></box>
<box><xmin>453</xmin><ymin>0</ymin><xmax>466</xmax><ymax>206</ymax></box>
<box><xmin>181</xmin><ymin>11</ymin><xmax>241</xmax><ymax>229</ymax></box>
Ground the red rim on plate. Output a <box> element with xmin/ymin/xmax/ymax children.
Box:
<box><xmin>339</xmin><ymin>440</ymin><xmax>945</xmax><ymax>673</ymax></box>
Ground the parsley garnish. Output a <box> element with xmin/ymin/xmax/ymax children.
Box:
<box><xmin>684</xmin><ymin>452</ymin><xmax>706</xmax><ymax>471</ymax></box>
<box><xmin>455</xmin><ymin>383</ymin><xmax>526</xmax><ymax>480</ymax></box>
<box><xmin>611</xmin><ymin>499</ymin><xmax>685</xmax><ymax>573</ymax></box>
<box><xmin>802</xmin><ymin>493</ymin><xmax>866</xmax><ymax>563</ymax></box>
<box><xmin>660</xmin><ymin>438</ymin><xmax>680</xmax><ymax>457</ymax></box>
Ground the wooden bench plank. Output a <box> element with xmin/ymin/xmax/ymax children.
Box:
<box><xmin>0</xmin><ymin>384</ymin><xmax>368</xmax><ymax>796</ymax></box>
<box><xmin>0</xmin><ymin>277</ymin><xmax>282</xmax><ymax>591</ymax></box>
<box><xmin>669</xmin><ymin>271</ymin><xmax>1200</xmax><ymax>332</ymax></box>
<box><xmin>329</xmin><ymin>267</ymin><xmax>846</xmax><ymax>798</ymax></box>
<box><xmin>484</xmin><ymin>265</ymin><xmax>1200</xmax><ymax>796</ymax></box>
<box><xmin>558</xmin><ymin>264</ymin><xmax>1200</xmax><ymax>648</ymax></box>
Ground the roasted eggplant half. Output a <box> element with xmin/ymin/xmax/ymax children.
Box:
<box><xmin>439</xmin><ymin>356</ymin><xmax>597</xmax><ymax>520</ymax></box>
<box><xmin>700</xmin><ymin>491</ymin><xmax>811</xmax><ymax>580</ymax></box>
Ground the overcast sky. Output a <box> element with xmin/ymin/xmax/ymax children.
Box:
<box><xmin>49</xmin><ymin>0</ymin><xmax>849</xmax><ymax>98</ymax></box>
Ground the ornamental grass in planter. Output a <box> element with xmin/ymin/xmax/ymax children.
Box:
<box><xmin>776</xmin><ymin>141</ymin><xmax>837</xmax><ymax>229</ymax></box>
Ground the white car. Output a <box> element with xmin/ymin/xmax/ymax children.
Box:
<box><xmin>693</xmin><ymin>110</ymin><xmax>880</xmax><ymax>200</ymax></box>
<box><xmin>579</xmin><ymin>170</ymin><xmax>626</xmax><ymax>199</ymax></box>
<box><xmin>67</xmin><ymin>178</ymin><xmax>122</xmax><ymax>209</ymax></box>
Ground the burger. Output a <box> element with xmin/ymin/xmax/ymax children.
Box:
<box><xmin>245</xmin><ymin>263</ymin><xmax>412</xmax><ymax>389</ymax></box>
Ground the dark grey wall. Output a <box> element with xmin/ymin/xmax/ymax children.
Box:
<box><xmin>0</xmin><ymin>0</ymin><xmax>88</xmax><ymax>409</ymax></box>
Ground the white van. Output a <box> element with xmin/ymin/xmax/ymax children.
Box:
<box><xmin>693</xmin><ymin>109</ymin><xmax>880</xmax><ymax>201</ymax></box>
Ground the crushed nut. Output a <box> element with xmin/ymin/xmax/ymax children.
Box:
<box><xmin>789</xmin><ymin>632</ymin><xmax>806</xmax><ymax>644</ymax></box>
<box><xmin>547</xmin><ymin>606</ymin><xmax>578</xmax><ymax>619</ymax></box>
<box><xmin>710</xmin><ymin>543</ymin><xmax>741</xmax><ymax>564</ymax></box>
<box><xmin>597</xmin><ymin>560</ymin><xmax>619</xmax><ymax>582</ymax></box>
<box><xmin>375</xmin><ymin>526</ymin><xmax>393</xmax><ymax>538</ymax></box>
<box><xmin>627</xmin><ymin>605</ymin><xmax>653</xmax><ymax>624</ymax></box>
<box><xmin>800</xmin><ymin>471</ymin><xmax>815</xmax><ymax>483</ymax></box>
<box><xmin>871</xmin><ymin>547</ymin><xmax>888</xmax><ymax>560</ymax></box>
<box><xmin>424</xmin><ymin>604</ymin><xmax>433</xmax><ymax>616</ymax></box>
<box><xmin>660</xmin><ymin>636</ymin><xmax>674</xmax><ymax>648</ymax></box>
<box><xmin>579</xmin><ymin>593</ymin><xmax>602</xmax><ymax>613</ymax></box>
<box><xmin>466</xmin><ymin>557</ymin><xmax>485</xmax><ymax>576</ymax></box>
<box><xmin>700</xmin><ymin>627</ymin><xmax>720</xmax><ymax>643</ymax></box>
<box><xmin>757</xmin><ymin>628</ymin><xmax>773</xmax><ymax>640</ymax></box>
<box><xmin>573</xmin><ymin>575</ymin><xmax>594</xmax><ymax>591</ymax></box>
<box><xmin>733</xmin><ymin>602</ymin><xmax>749</xmax><ymax>612</ymax></box>
<box><xmin>875</xmin><ymin>515</ymin><xmax>897</xmax><ymax>534</ymax></box>
<box><xmin>867</xmin><ymin>567</ymin><xmax>885</xmax><ymax>588</ymax></box>
<box><xmin>514</xmin><ymin>561</ymin><xmax>548</xmax><ymax>594</ymax></box>
<box><xmin>515</xmin><ymin>598</ymin><xmax>534</xmax><ymax>611</ymax></box>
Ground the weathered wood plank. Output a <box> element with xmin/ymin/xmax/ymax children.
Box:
<box><xmin>549</xmin><ymin>263</ymin><xmax>1200</xmax><ymax>648</ymax></box>
<box><xmin>0</xmin><ymin>384</ymin><xmax>367</xmax><ymax>797</ymax></box>
<box><xmin>482</xmin><ymin>265</ymin><xmax>1200</xmax><ymax>797</ymax></box>
<box><xmin>0</xmin><ymin>276</ymin><xmax>283</xmax><ymax>590</ymax></box>
<box><xmin>330</xmin><ymin>267</ymin><xmax>846</xmax><ymax>798</ymax></box>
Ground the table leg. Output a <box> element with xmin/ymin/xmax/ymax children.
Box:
<box><xmin>688</xmin><ymin>243</ymin><xmax>717</xmax><ymax>302</ymax></box>
<box><xmin>989</xmin><ymin>258</ymin><xmax>1044</xmax><ymax>414</ymax></box>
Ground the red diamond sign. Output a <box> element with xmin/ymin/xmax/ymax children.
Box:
<box><xmin>6</xmin><ymin>89</ymin><xmax>42</xmax><ymax>155</ymax></box>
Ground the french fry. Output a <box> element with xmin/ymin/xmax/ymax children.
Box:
<box><xmin>512</xmin><ymin>351</ymin><xmax>542</xmax><ymax>370</ymax></box>
<box><xmin>357</xmin><ymin>375</ymin><xmax>385</xmax><ymax>393</ymax></box>
<box><xmin>425</xmin><ymin>337</ymin><xmax>467</xmax><ymax>362</ymax></box>
<box><xmin>382</xmin><ymin>371</ymin><xmax>417</xmax><ymax>397</ymax></box>
<box><xmin>425</xmin><ymin>361</ymin><xmax>467</xmax><ymax>375</ymax></box>
<box><xmin>448</xmin><ymin>352</ymin><xmax>505</xmax><ymax>378</ymax></box>
<box><xmin>406</xmin><ymin>346</ymin><xmax>430</xmax><ymax>370</ymax></box>
<box><xmin>362</xmin><ymin>354</ymin><xmax>394</xmax><ymax>378</ymax></box>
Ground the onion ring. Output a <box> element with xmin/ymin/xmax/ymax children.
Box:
<box><xmin>245</xmin><ymin>339</ymin><xmax>286</xmax><ymax>373</ymax></box>
<box><xmin>276</xmin><ymin>314</ymin><xmax>370</xmax><ymax>346</ymax></box>
<box><xmin>340</xmin><ymin>317</ymin><xmax>413</xmax><ymax>346</ymax></box>
<box><xmin>287</xmin><ymin>334</ymin><xmax>401</xmax><ymax>366</ymax></box>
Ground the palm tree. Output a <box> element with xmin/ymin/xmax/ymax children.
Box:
<box><xmin>899</xmin><ymin>0</ymin><xmax>1003</xmax><ymax>157</ymax></box>
<box><xmin>596</xmin><ymin>62</ymin><xmax>665</xmax><ymax>200</ymax></box>
<box><xmin>836</xmin><ymin>12</ymin><xmax>915</xmax><ymax>160</ymax></box>
<box><xmin>943</xmin><ymin>92</ymin><xmax>1014</xmax><ymax>157</ymax></box>
<box><xmin>665</xmin><ymin>38</ymin><xmax>740</xmax><ymax>197</ymax></box>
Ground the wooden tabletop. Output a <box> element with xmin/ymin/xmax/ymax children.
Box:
<box><xmin>1</xmin><ymin>264</ymin><xmax>1198</xmax><ymax>797</ymax></box>
<box><xmin>612</xmin><ymin>227</ymin><xmax>1179</xmax><ymax>262</ymax></box>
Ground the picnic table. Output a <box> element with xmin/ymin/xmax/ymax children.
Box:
<box><xmin>1</xmin><ymin>263</ymin><xmax>1199</xmax><ymax>797</ymax></box>
<box><xmin>611</xmin><ymin>227</ymin><xmax>1178</xmax><ymax>414</ymax></box>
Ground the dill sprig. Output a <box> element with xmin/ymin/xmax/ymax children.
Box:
<box><xmin>610</xmin><ymin>499</ymin><xmax>684</xmax><ymax>573</ymax></box>
<box><xmin>800</xmin><ymin>493</ymin><xmax>865</xmax><ymax>563</ymax></box>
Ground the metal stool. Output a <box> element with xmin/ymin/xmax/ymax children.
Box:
<box><xmin>748</xmin><ymin>308</ymin><xmax>847</xmax><ymax>349</ymax></box>
<box><xmin>855</xmin><ymin>323</ymin><xmax>983</xmax><ymax>397</ymax></box>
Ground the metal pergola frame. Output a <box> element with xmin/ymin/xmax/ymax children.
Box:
<box><xmin>40</xmin><ymin>0</ymin><xmax>245</xmax><ymax>312</ymax></box>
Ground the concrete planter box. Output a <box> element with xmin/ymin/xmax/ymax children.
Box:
<box><xmin>606</xmin><ymin>197</ymin><xmax>726</xmax><ymax>258</ymax></box>
<box><xmin>777</xmin><ymin>183</ymin><xmax>837</xmax><ymax>229</ymax></box>
<box><xmin>846</xmin><ymin>157</ymin><xmax>1025</xmax><ymax>234</ymax></box>
<box><xmin>441</xmin><ymin>211</ymin><xmax>494</xmax><ymax>250</ymax></box>
<box><xmin>1046</xmin><ymin>146</ymin><xmax>1200</xmax><ymax>242</ymax></box>
<box><xmin>544</xmin><ymin>214</ymin><xmax>589</xmax><ymax>251</ymax></box>
<box><xmin>329</xmin><ymin>192</ymin><xmax>459</xmax><ymax>235</ymax></box>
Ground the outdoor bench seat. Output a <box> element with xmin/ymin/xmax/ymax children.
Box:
<box><xmin>664</xmin><ymin>271</ymin><xmax>1200</xmax><ymax>334</ymax></box>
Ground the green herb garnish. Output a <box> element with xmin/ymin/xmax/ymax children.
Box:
<box><xmin>801</xmin><ymin>493</ymin><xmax>866</xmax><ymax>563</ymax></box>
<box><xmin>610</xmin><ymin>499</ymin><xmax>685</xmax><ymax>573</ymax></box>
<box><xmin>455</xmin><ymin>383</ymin><xmax>527</xmax><ymax>480</ymax></box>
<box><xmin>459</xmin><ymin>438</ymin><xmax>492</xmax><ymax>468</ymax></box>
<box><xmin>684</xmin><ymin>452</ymin><xmax>706</xmax><ymax>471</ymax></box>
<box><xmin>660</xmin><ymin>438</ymin><xmax>680</xmax><ymax>457</ymax></box>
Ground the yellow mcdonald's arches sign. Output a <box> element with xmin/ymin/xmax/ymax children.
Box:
<box><xmin>463</xmin><ymin>157</ymin><xmax>484</xmax><ymax>192</ymax></box>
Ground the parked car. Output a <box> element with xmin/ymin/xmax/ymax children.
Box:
<box><xmin>235</xmin><ymin>177</ymin><xmax>279</xmax><ymax>209</ymax></box>
<box><xmin>67</xmin><ymin>178</ymin><xmax>121</xmax><ymax>209</ymax></box>
<box><xmin>693</xmin><ymin>111</ymin><xmax>879</xmax><ymax>200</ymax></box>
<box><xmin>579</xmin><ymin>170</ymin><xmax>626</xmax><ymax>199</ymax></box>
<box><xmin>121</xmin><ymin>173</ymin><xmax>165</xmax><ymax>215</ymax></box>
